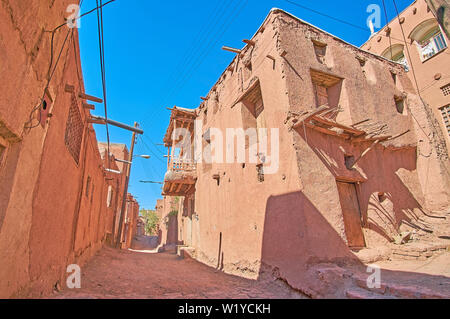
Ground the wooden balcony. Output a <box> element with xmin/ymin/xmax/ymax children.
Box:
<box><xmin>163</xmin><ymin>157</ymin><xmax>197</xmax><ymax>196</ymax></box>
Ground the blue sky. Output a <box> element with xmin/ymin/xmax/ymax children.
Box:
<box><xmin>77</xmin><ymin>0</ymin><xmax>413</xmax><ymax>210</ymax></box>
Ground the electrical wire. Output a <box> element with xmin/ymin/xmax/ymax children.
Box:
<box><xmin>382</xmin><ymin>0</ymin><xmax>394</xmax><ymax>60</ymax></box>
<box><xmin>391</xmin><ymin>0</ymin><xmax>450</xmax><ymax>177</ymax></box>
<box><xmin>162</xmin><ymin>0</ymin><xmax>251</xmax><ymax>109</ymax></box>
<box><xmin>25</xmin><ymin>28</ymin><xmax>73</xmax><ymax>130</ymax></box>
<box><xmin>24</xmin><ymin>0</ymin><xmax>117</xmax><ymax>132</ymax></box>
<box><xmin>141</xmin><ymin>0</ymin><xmax>247</xmax><ymax>127</ymax></box>
<box><xmin>96</xmin><ymin>0</ymin><xmax>111</xmax><ymax>169</ymax></box>
<box><xmin>139</xmin><ymin>135</ymin><xmax>167</xmax><ymax>164</ymax></box>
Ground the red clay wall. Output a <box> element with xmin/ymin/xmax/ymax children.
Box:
<box><xmin>170</xmin><ymin>9</ymin><xmax>449</xmax><ymax>296</ymax></box>
<box><xmin>0</xmin><ymin>1</ymin><xmax>132</xmax><ymax>298</ymax></box>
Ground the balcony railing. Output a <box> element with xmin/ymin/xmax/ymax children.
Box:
<box><xmin>168</xmin><ymin>157</ymin><xmax>196</xmax><ymax>172</ymax></box>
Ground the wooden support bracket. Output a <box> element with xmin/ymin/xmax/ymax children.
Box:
<box><xmin>65</xmin><ymin>84</ymin><xmax>75</xmax><ymax>93</ymax></box>
<box><xmin>83</xmin><ymin>103</ymin><xmax>95</xmax><ymax>110</ymax></box>
<box><xmin>79</xmin><ymin>92</ymin><xmax>103</xmax><ymax>103</ymax></box>
<box><xmin>222</xmin><ymin>46</ymin><xmax>242</xmax><ymax>54</ymax></box>
<box><xmin>243</xmin><ymin>39</ymin><xmax>255</xmax><ymax>46</ymax></box>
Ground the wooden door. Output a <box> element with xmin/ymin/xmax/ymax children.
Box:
<box><xmin>336</xmin><ymin>181</ymin><xmax>365</xmax><ymax>248</ymax></box>
<box><xmin>314</xmin><ymin>83</ymin><xmax>329</xmax><ymax>107</ymax></box>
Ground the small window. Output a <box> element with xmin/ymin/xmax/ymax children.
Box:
<box><xmin>203</xmin><ymin>109</ymin><xmax>208</xmax><ymax>126</ymax></box>
<box><xmin>395</xmin><ymin>96</ymin><xmax>407</xmax><ymax>115</ymax></box>
<box><xmin>107</xmin><ymin>185</ymin><xmax>113</xmax><ymax>208</ymax></box>
<box><xmin>345</xmin><ymin>155</ymin><xmax>355</xmax><ymax>169</ymax></box>
<box><xmin>416</xmin><ymin>29</ymin><xmax>447</xmax><ymax>60</ymax></box>
<box><xmin>310</xmin><ymin>69</ymin><xmax>343</xmax><ymax>109</ymax></box>
<box><xmin>410</xmin><ymin>19</ymin><xmax>447</xmax><ymax>61</ymax></box>
<box><xmin>441</xmin><ymin>84</ymin><xmax>450</xmax><ymax>97</ymax></box>
<box><xmin>65</xmin><ymin>94</ymin><xmax>84</xmax><ymax>164</ymax></box>
<box><xmin>85</xmin><ymin>176</ymin><xmax>91</xmax><ymax>197</ymax></box>
<box><xmin>381</xmin><ymin>44</ymin><xmax>409</xmax><ymax>71</ymax></box>
<box><xmin>257</xmin><ymin>164</ymin><xmax>264</xmax><ymax>182</ymax></box>
<box><xmin>439</xmin><ymin>104</ymin><xmax>450</xmax><ymax>136</ymax></box>
<box><xmin>312</xmin><ymin>40</ymin><xmax>327</xmax><ymax>64</ymax></box>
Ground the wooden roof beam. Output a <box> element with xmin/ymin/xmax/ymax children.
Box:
<box><xmin>312</xmin><ymin>115</ymin><xmax>365</xmax><ymax>136</ymax></box>
<box><xmin>222</xmin><ymin>46</ymin><xmax>242</xmax><ymax>54</ymax></box>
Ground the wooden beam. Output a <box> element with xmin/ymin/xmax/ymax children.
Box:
<box><xmin>291</xmin><ymin>105</ymin><xmax>331</xmax><ymax>129</ymax></box>
<box><xmin>243</xmin><ymin>39</ymin><xmax>255</xmax><ymax>46</ymax></box>
<box><xmin>352</xmin><ymin>119</ymin><xmax>371</xmax><ymax>127</ymax></box>
<box><xmin>78</xmin><ymin>92</ymin><xmax>103</xmax><ymax>103</ymax></box>
<box><xmin>312</xmin><ymin>116</ymin><xmax>365</xmax><ymax>136</ymax></box>
<box><xmin>65</xmin><ymin>84</ymin><xmax>75</xmax><ymax>93</ymax></box>
<box><xmin>200</xmin><ymin>97</ymin><xmax>208</xmax><ymax>101</ymax></box>
<box><xmin>352</xmin><ymin>135</ymin><xmax>391</xmax><ymax>143</ymax></box>
<box><xmin>305</xmin><ymin>123</ymin><xmax>351</xmax><ymax>139</ymax></box>
<box><xmin>87</xmin><ymin>118</ymin><xmax>106</xmax><ymax>125</ymax></box>
<box><xmin>83</xmin><ymin>103</ymin><xmax>95</xmax><ymax>110</ymax></box>
<box><xmin>222</xmin><ymin>46</ymin><xmax>242</xmax><ymax>54</ymax></box>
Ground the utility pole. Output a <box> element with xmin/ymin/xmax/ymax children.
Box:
<box><xmin>115</xmin><ymin>122</ymin><xmax>138</xmax><ymax>248</ymax></box>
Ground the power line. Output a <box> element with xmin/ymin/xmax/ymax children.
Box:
<box><xmin>96</xmin><ymin>0</ymin><xmax>111</xmax><ymax>169</ymax></box>
<box><xmin>391</xmin><ymin>0</ymin><xmax>449</xmax><ymax>176</ymax></box>
<box><xmin>141</xmin><ymin>0</ymin><xmax>246</xmax><ymax>126</ymax></box>
<box><xmin>139</xmin><ymin>135</ymin><xmax>167</xmax><ymax>164</ymax></box>
<box><xmin>143</xmin><ymin>135</ymin><xmax>166</xmax><ymax>156</ymax></box>
<box><xmin>25</xmin><ymin>28</ymin><xmax>73</xmax><ymax>130</ymax></box>
<box><xmin>154</xmin><ymin>1</ymin><xmax>228</xmax><ymax>111</ymax></box>
<box><xmin>163</xmin><ymin>0</ymin><xmax>250</xmax><ymax>107</ymax></box>
<box><xmin>24</xmin><ymin>0</ymin><xmax>117</xmax><ymax>131</ymax></box>
<box><xmin>382</xmin><ymin>0</ymin><xmax>394</xmax><ymax>60</ymax></box>
<box><xmin>284</xmin><ymin>0</ymin><xmax>370</xmax><ymax>32</ymax></box>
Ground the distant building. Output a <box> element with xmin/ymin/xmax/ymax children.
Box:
<box><xmin>362</xmin><ymin>0</ymin><xmax>450</xmax><ymax>149</ymax></box>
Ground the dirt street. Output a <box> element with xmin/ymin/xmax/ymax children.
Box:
<box><xmin>49</xmin><ymin>247</ymin><xmax>306</xmax><ymax>299</ymax></box>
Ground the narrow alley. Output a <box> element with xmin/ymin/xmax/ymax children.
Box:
<box><xmin>1</xmin><ymin>0</ymin><xmax>450</xmax><ymax>305</ymax></box>
<box><xmin>49</xmin><ymin>245</ymin><xmax>305</xmax><ymax>299</ymax></box>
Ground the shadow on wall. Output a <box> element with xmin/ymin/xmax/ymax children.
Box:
<box><xmin>301</xmin><ymin>126</ymin><xmax>428</xmax><ymax>243</ymax></box>
<box><xmin>258</xmin><ymin>190</ymin><xmax>450</xmax><ymax>298</ymax></box>
<box><xmin>0</xmin><ymin>142</ymin><xmax>22</xmax><ymax>231</ymax></box>
<box><xmin>258</xmin><ymin>191</ymin><xmax>363</xmax><ymax>297</ymax></box>
<box><xmin>166</xmin><ymin>214</ymin><xmax>178</xmax><ymax>245</ymax></box>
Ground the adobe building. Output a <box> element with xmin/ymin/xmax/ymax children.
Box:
<box><xmin>156</xmin><ymin>196</ymin><xmax>182</xmax><ymax>251</ymax></box>
<box><xmin>136</xmin><ymin>217</ymin><xmax>145</xmax><ymax>237</ymax></box>
<box><xmin>161</xmin><ymin>8</ymin><xmax>450</xmax><ymax>296</ymax></box>
<box><xmin>362</xmin><ymin>0</ymin><xmax>450</xmax><ymax>152</ymax></box>
<box><xmin>122</xmin><ymin>194</ymin><xmax>140</xmax><ymax>249</ymax></box>
<box><xmin>98</xmin><ymin>143</ymin><xmax>130</xmax><ymax>245</ymax></box>
<box><xmin>0</xmin><ymin>1</ymin><xmax>139</xmax><ymax>298</ymax></box>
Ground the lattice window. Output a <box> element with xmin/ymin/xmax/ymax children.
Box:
<box><xmin>65</xmin><ymin>94</ymin><xmax>84</xmax><ymax>164</ymax></box>
<box><xmin>441</xmin><ymin>84</ymin><xmax>450</xmax><ymax>96</ymax></box>
<box><xmin>439</xmin><ymin>104</ymin><xmax>450</xmax><ymax>137</ymax></box>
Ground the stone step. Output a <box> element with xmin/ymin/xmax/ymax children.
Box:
<box><xmin>346</xmin><ymin>287</ymin><xmax>390</xmax><ymax>299</ymax></box>
<box><xmin>386</xmin><ymin>283</ymin><xmax>449</xmax><ymax>299</ymax></box>
<box><xmin>391</xmin><ymin>243</ymin><xmax>448</xmax><ymax>260</ymax></box>
<box><xmin>353</xmin><ymin>273</ymin><xmax>449</xmax><ymax>299</ymax></box>
<box><xmin>354</xmin><ymin>276</ymin><xmax>388</xmax><ymax>295</ymax></box>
